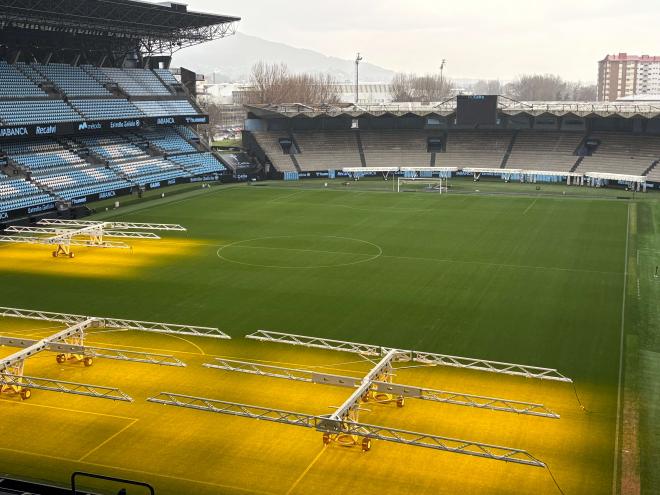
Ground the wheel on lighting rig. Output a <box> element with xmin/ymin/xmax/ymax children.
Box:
<box><xmin>69</xmin><ymin>252</ymin><xmax>75</xmax><ymax>259</ymax></box>
<box><xmin>52</xmin><ymin>251</ymin><xmax>58</xmax><ymax>257</ymax></box>
<box><xmin>396</xmin><ymin>397</ymin><xmax>405</xmax><ymax>408</ymax></box>
<box><xmin>83</xmin><ymin>356</ymin><xmax>93</xmax><ymax>367</ymax></box>
<box><xmin>20</xmin><ymin>389</ymin><xmax>31</xmax><ymax>400</ymax></box>
<box><xmin>322</xmin><ymin>433</ymin><xmax>331</xmax><ymax>445</ymax></box>
<box><xmin>56</xmin><ymin>354</ymin><xmax>66</xmax><ymax>364</ymax></box>
<box><xmin>361</xmin><ymin>438</ymin><xmax>372</xmax><ymax>452</ymax></box>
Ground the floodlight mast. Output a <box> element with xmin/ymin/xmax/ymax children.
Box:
<box><xmin>355</xmin><ymin>52</ymin><xmax>363</xmax><ymax>104</ymax></box>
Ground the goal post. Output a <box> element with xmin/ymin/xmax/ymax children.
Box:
<box><xmin>397</xmin><ymin>177</ymin><xmax>446</xmax><ymax>194</ymax></box>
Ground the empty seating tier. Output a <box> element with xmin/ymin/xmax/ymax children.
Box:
<box><xmin>169</xmin><ymin>152</ymin><xmax>226</xmax><ymax>175</ymax></box>
<box><xmin>137</xmin><ymin>127</ymin><xmax>196</xmax><ymax>154</ymax></box>
<box><xmin>70</xmin><ymin>99</ymin><xmax>144</xmax><ymax>120</ymax></box>
<box><xmin>0</xmin><ymin>100</ymin><xmax>82</xmax><ymax>125</ymax></box>
<box><xmin>98</xmin><ymin>68</ymin><xmax>172</xmax><ymax>97</ymax></box>
<box><xmin>133</xmin><ymin>100</ymin><xmax>198</xmax><ymax>117</ymax></box>
<box><xmin>0</xmin><ymin>61</ymin><xmax>47</xmax><ymax>98</ymax></box>
<box><xmin>33</xmin><ymin>63</ymin><xmax>111</xmax><ymax>97</ymax></box>
<box><xmin>506</xmin><ymin>131</ymin><xmax>583</xmax><ymax>172</ymax></box>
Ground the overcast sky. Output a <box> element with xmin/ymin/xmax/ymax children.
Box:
<box><xmin>182</xmin><ymin>0</ymin><xmax>660</xmax><ymax>82</ymax></box>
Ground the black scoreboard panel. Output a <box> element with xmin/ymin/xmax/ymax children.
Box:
<box><xmin>456</xmin><ymin>95</ymin><xmax>499</xmax><ymax>126</ymax></box>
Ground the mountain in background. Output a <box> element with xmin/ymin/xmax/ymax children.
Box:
<box><xmin>172</xmin><ymin>32</ymin><xmax>395</xmax><ymax>84</ymax></box>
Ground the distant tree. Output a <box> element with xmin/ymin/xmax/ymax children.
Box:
<box><xmin>390</xmin><ymin>73</ymin><xmax>453</xmax><ymax>102</ymax></box>
<box><xmin>472</xmin><ymin>79</ymin><xmax>502</xmax><ymax>95</ymax></box>
<box><xmin>246</xmin><ymin>61</ymin><xmax>339</xmax><ymax>105</ymax></box>
<box><xmin>508</xmin><ymin>74</ymin><xmax>568</xmax><ymax>101</ymax></box>
<box><xmin>568</xmin><ymin>83</ymin><xmax>598</xmax><ymax>101</ymax></box>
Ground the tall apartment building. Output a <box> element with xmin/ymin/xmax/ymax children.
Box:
<box><xmin>598</xmin><ymin>53</ymin><xmax>660</xmax><ymax>101</ymax></box>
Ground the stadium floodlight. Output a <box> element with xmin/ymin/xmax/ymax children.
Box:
<box><xmin>149</xmin><ymin>330</ymin><xmax>570</xmax><ymax>466</ymax></box>
<box><xmin>355</xmin><ymin>52</ymin><xmax>363</xmax><ymax>104</ymax></box>
<box><xmin>0</xmin><ymin>219</ymin><xmax>187</xmax><ymax>258</ymax></box>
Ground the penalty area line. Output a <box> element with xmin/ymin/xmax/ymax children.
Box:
<box><xmin>78</xmin><ymin>418</ymin><xmax>139</xmax><ymax>462</ymax></box>
<box><xmin>285</xmin><ymin>445</ymin><xmax>327</xmax><ymax>495</ymax></box>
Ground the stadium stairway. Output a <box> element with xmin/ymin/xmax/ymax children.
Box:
<box><xmin>355</xmin><ymin>131</ymin><xmax>367</xmax><ymax>167</ymax></box>
<box><xmin>570</xmin><ymin>156</ymin><xmax>584</xmax><ymax>172</ymax></box>
<box><xmin>430</xmin><ymin>152</ymin><xmax>437</xmax><ymax>166</ymax></box>
<box><xmin>499</xmin><ymin>130</ymin><xmax>519</xmax><ymax>168</ymax></box>
<box><xmin>642</xmin><ymin>159</ymin><xmax>659</xmax><ymax>177</ymax></box>
<box><xmin>289</xmin><ymin>153</ymin><xmax>302</xmax><ymax>172</ymax></box>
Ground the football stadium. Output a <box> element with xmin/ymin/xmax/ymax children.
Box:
<box><xmin>0</xmin><ymin>2</ymin><xmax>659</xmax><ymax>495</ymax></box>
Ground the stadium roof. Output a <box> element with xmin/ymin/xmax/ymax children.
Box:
<box><xmin>0</xmin><ymin>0</ymin><xmax>240</xmax><ymax>52</ymax></box>
<box><xmin>245</xmin><ymin>99</ymin><xmax>660</xmax><ymax>120</ymax></box>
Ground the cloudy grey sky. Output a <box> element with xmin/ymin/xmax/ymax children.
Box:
<box><xmin>183</xmin><ymin>0</ymin><xmax>660</xmax><ymax>82</ymax></box>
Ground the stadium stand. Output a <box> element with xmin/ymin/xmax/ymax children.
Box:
<box><xmin>0</xmin><ymin>171</ymin><xmax>53</xmax><ymax>212</ymax></box>
<box><xmin>33</xmin><ymin>63</ymin><xmax>111</xmax><ymax>97</ymax></box>
<box><xmin>0</xmin><ymin>61</ymin><xmax>48</xmax><ymax>98</ymax></box>
<box><xmin>31</xmin><ymin>167</ymin><xmax>131</xmax><ymax>200</ymax></box>
<box><xmin>577</xmin><ymin>132</ymin><xmax>660</xmax><ymax>176</ymax></box>
<box><xmin>0</xmin><ymin>100</ymin><xmax>82</xmax><ymax>125</ymax></box>
<box><xmin>169</xmin><ymin>152</ymin><xmax>226</xmax><ymax>175</ymax></box>
<box><xmin>133</xmin><ymin>100</ymin><xmax>198</xmax><ymax>117</ymax></box>
<box><xmin>97</xmin><ymin>67</ymin><xmax>172</xmax><ymax>96</ymax></box>
<box><xmin>293</xmin><ymin>130</ymin><xmax>362</xmax><ymax>170</ymax></box>
<box><xmin>505</xmin><ymin>131</ymin><xmax>583</xmax><ymax>171</ymax></box>
<box><xmin>137</xmin><ymin>127</ymin><xmax>197</xmax><ymax>154</ymax></box>
<box><xmin>70</xmin><ymin>99</ymin><xmax>144</xmax><ymax>120</ymax></box>
<box><xmin>154</xmin><ymin>68</ymin><xmax>180</xmax><ymax>85</ymax></box>
<box><xmin>360</xmin><ymin>130</ymin><xmax>433</xmax><ymax>168</ymax></box>
<box><xmin>250</xmin><ymin>132</ymin><xmax>298</xmax><ymax>171</ymax></box>
<box><xmin>437</xmin><ymin>130</ymin><xmax>514</xmax><ymax>168</ymax></box>
<box><xmin>110</xmin><ymin>157</ymin><xmax>189</xmax><ymax>186</ymax></box>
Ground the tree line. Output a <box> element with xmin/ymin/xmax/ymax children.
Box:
<box><xmin>238</xmin><ymin>62</ymin><xmax>597</xmax><ymax>105</ymax></box>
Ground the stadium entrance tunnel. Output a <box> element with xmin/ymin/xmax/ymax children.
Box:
<box><xmin>216</xmin><ymin>235</ymin><xmax>382</xmax><ymax>268</ymax></box>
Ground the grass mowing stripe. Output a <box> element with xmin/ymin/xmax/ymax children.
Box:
<box><xmin>613</xmin><ymin>202</ymin><xmax>632</xmax><ymax>495</ymax></box>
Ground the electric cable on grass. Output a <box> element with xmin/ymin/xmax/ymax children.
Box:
<box><xmin>546</xmin><ymin>464</ymin><xmax>566</xmax><ymax>495</ymax></box>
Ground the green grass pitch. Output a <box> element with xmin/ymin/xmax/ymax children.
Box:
<box><xmin>1</xmin><ymin>180</ymin><xmax>655</xmax><ymax>494</ymax></box>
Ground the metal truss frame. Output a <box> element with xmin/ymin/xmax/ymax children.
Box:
<box><xmin>246</xmin><ymin>330</ymin><xmax>572</xmax><ymax>383</ymax></box>
<box><xmin>0</xmin><ymin>306</ymin><xmax>230</xmax><ymax>339</ymax></box>
<box><xmin>0</xmin><ymin>318</ymin><xmax>134</xmax><ymax>401</ymax></box>
<box><xmin>0</xmin><ymin>0</ymin><xmax>240</xmax><ymax>57</ymax></box>
<box><xmin>0</xmin><ymin>219</ymin><xmax>187</xmax><ymax>258</ymax></box>
<box><xmin>150</xmin><ymin>329</ymin><xmax>571</xmax><ymax>467</ymax></box>
<box><xmin>0</xmin><ymin>305</ymin><xmax>231</xmax><ymax>401</ymax></box>
<box><xmin>147</xmin><ymin>393</ymin><xmax>545</xmax><ymax>467</ymax></box>
<box><xmin>204</xmin><ymin>359</ymin><xmax>559</xmax><ymax>418</ymax></box>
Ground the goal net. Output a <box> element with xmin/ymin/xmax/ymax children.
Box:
<box><xmin>397</xmin><ymin>177</ymin><xmax>446</xmax><ymax>194</ymax></box>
